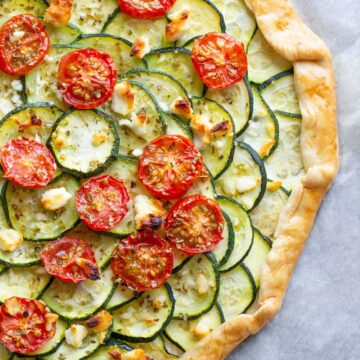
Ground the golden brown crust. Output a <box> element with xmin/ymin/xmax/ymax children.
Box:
<box><xmin>180</xmin><ymin>0</ymin><xmax>339</xmax><ymax>358</ymax></box>
<box><xmin>44</xmin><ymin>0</ymin><xmax>73</xmax><ymax>27</ymax></box>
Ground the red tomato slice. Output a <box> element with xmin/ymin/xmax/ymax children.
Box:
<box><xmin>0</xmin><ymin>297</ymin><xmax>57</xmax><ymax>354</ymax></box>
<box><xmin>58</xmin><ymin>48</ymin><xmax>118</xmax><ymax>109</ymax></box>
<box><xmin>40</xmin><ymin>237</ymin><xmax>100</xmax><ymax>284</ymax></box>
<box><xmin>111</xmin><ymin>231</ymin><xmax>173</xmax><ymax>292</ymax></box>
<box><xmin>75</xmin><ymin>175</ymin><xmax>130</xmax><ymax>232</ymax></box>
<box><xmin>0</xmin><ymin>137</ymin><xmax>56</xmax><ymax>189</ymax></box>
<box><xmin>138</xmin><ymin>135</ymin><xmax>203</xmax><ymax>199</ymax></box>
<box><xmin>191</xmin><ymin>32</ymin><xmax>248</xmax><ymax>89</ymax></box>
<box><xmin>0</xmin><ymin>14</ymin><xmax>50</xmax><ymax>76</ymax></box>
<box><xmin>118</xmin><ymin>0</ymin><xmax>176</xmax><ymax>19</ymax></box>
<box><xmin>165</xmin><ymin>194</ymin><xmax>224</xmax><ymax>254</ymax></box>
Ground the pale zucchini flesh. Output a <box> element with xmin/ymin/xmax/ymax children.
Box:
<box><xmin>3</xmin><ymin>174</ymin><xmax>80</xmax><ymax>241</ymax></box>
<box><xmin>167</xmin><ymin>254</ymin><xmax>219</xmax><ymax>319</ymax></box>
<box><xmin>105</xmin><ymin>284</ymin><xmax>138</xmax><ymax>311</ymax></box>
<box><xmin>163</xmin><ymin>112</ymin><xmax>193</xmax><ymax>139</ymax></box>
<box><xmin>41</xmin><ymin>266</ymin><xmax>116</xmax><ymax>320</ymax></box>
<box><xmin>206</xmin><ymin>77</ymin><xmax>253</xmax><ymax>135</ymax></box>
<box><xmin>218</xmin><ymin>264</ymin><xmax>256</xmax><ymax>320</ymax></box>
<box><xmin>247</xmin><ymin>29</ymin><xmax>292</xmax><ymax>84</ymax></box>
<box><xmin>46</xmin><ymin>23</ymin><xmax>82</xmax><ymax>45</ymax></box>
<box><xmin>238</xmin><ymin>86</ymin><xmax>279</xmax><ymax>159</ymax></box>
<box><xmin>0</xmin><ymin>0</ymin><xmax>46</xmax><ymax>25</ymax></box>
<box><xmin>0</xmin><ymin>266</ymin><xmax>51</xmax><ymax>302</ymax></box>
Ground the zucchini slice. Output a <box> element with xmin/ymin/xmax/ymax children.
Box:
<box><xmin>265</xmin><ymin>112</ymin><xmax>304</xmax><ymax>191</ymax></box>
<box><xmin>172</xmin><ymin>249</ymin><xmax>191</xmax><ymax>274</ymax></box>
<box><xmin>211</xmin><ymin>211</ymin><xmax>235</xmax><ymax>267</ymax></box>
<box><xmin>102</xmin><ymin>156</ymin><xmax>141</xmax><ymax>238</ymax></box>
<box><xmin>167</xmin><ymin>0</ymin><xmax>225</xmax><ymax>47</ymax></box>
<box><xmin>66</xmin><ymin>224</ymin><xmax>119</xmax><ymax>269</ymax></box>
<box><xmin>0</xmin><ymin>240</ymin><xmax>45</xmax><ymax>267</ymax></box>
<box><xmin>112</xmin><ymin>284</ymin><xmax>174</xmax><ymax>342</ymax></box>
<box><xmin>105</xmin><ymin>284</ymin><xmax>138</xmax><ymax>311</ymax></box>
<box><xmin>0</xmin><ymin>345</ymin><xmax>11</xmax><ymax>360</ymax></box>
<box><xmin>43</xmin><ymin>325</ymin><xmax>113</xmax><ymax>360</ymax></box>
<box><xmin>259</xmin><ymin>70</ymin><xmax>302</xmax><ymax>117</ymax></box>
<box><xmin>127</xmin><ymin>336</ymin><xmax>178</xmax><ymax>359</ymax></box>
<box><xmin>46</xmin><ymin>23</ymin><xmax>82</xmax><ymax>45</ymax></box>
<box><xmin>48</xmin><ymin>109</ymin><xmax>119</xmax><ymax>177</ymax></box>
<box><xmin>205</xmin><ymin>77</ymin><xmax>253</xmax><ymax>135</ymax></box>
<box><xmin>23</xmin><ymin>320</ymin><xmax>67</xmax><ymax>357</ymax></box>
<box><xmin>215</xmin><ymin>142</ymin><xmax>267</xmax><ymax>210</ymax></box>
<box><xmin>41</xmin><ymin>266</ymin><xmax>116</xmax><ymax>320</ymax></box>
<box><xmin>145</xmin><ymin>48</ymin><xmax>203</xmax><ymax>96</ymax></box>
<box><xmin>70</xmin><ymin>0</ymin><xmax>118</xmax><ymax>33</ymax></box>
<box><xmin>103</xmin><ymin>10</ymin><xmax>171</xmax><ymax>50</ymax></box>
<box><xmin>163</xmin><ymin>335</ymin><xmax>184</xmax><ymax>357</ymax></box>
<box><xmin>167</xmin><ymin>253</ymin><xmax>219</xmax><ymax>320</ymax></box>
<box><xmin>247</xmin><ymin>29</ymin><xmax>292</xmax><ymax>84</ymax></box>
<box><xmin>211</xmin><ymin>0</ymin><xmax>256</xmax><ymax>48</ymax></box>
<box><xmin>0</xmin><ymin>264</ymin><xmax>7</xmax><ymax>276</ymax></box>
<box><xmin>24</xmin><ymin>45</ymin><xmax>79</xmax><ymax>109</ymax></box>
<box><xmin>0</xmin><ymin>103</ymin><xmax>62</xmax><ymax>148</ymax></box>
<box><xmin>73</xmin><ymin>34</ymin><xmax>145</xmax><ymax>73</ymax></box>
<box><xmin>250</xmin><ymin>182</ymin><xmax>289</xmax><ymax>239</ymax></box>
<box><xmin>3</xmin><ymin>174</ymin><xmax>80</xmax><ymax>241</ymax></box>
<box><xmin>0</xmin><ymin>266</ymin><xmax>52</xmax><ymax>302</ymax></box>
<box><xmin>185</xmin><ymin>171</ymin><xmax>216</xmax><ymax>199</ymax></box>
<box><xmin>164</xmin><ymin>112</ymin><xmax>193</xmax><ymax>139</ymax></box>
<box><xmin>238</xmin><ymin>86</ymin><xmax>279</xmax><ymax>159</ymax></box>
<box><xmin>191</xmin><ymin>97</ymin><xmax>235</xmax><ymax>179</ymax></box>
<box><xmin>124</xmin><ymin>69</ymin><xmax>192</xmax><ymax>121</ymax></box>
<box><xmin>104</xmin><ymin>80</ymin><xmax>166</xmax><ymax>157</ymax></box>
<box><xmin>217</xmin><ymin>196</ymin><xmax>253</xmax><ymax>272</ymax></box>
<box><xmin>164</xmin><ymin>303</ymin><xmax>224</xmax><ymax>351</ymax></box>
<box><xmin>243</xmin><ymin>227</ymin><xmax>272</xmax><ymax>289</ymax></box>
<box><xmin>218</xmin><ymin>264</ymin><xmax>256</xmax><ymax>320</ymax></box>
<box><xmin>0</xmin><ymin>0</ymin><xmax>46</xmax><ymax>25</ymax></box>
<box><xmin>0</xmin><ymin>73</ymin><xmax>24</xmax><ymax>119</ymax></box>
<box><xmin>86</xmin><ymin>338</ymin><xmax>131</xmax><ymax>359</ymax></box>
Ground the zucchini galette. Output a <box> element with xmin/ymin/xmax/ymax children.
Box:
<box><xmin>0</xmin><ymin>0</ymin><xmax>338</xmax><ymax>359</ymax></box>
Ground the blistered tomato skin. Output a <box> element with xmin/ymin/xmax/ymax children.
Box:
<box><xmin>138</xmin><ymin>135</ymin><xmax>203</xmax><ymax>200</ymax></box>
<box><xmin>0</xmin><ymin>137</ymin><xmax>56</xmax><ymax>189</ymax></box>
<box><xmin>0</xmin><ymin>14</ymin><xmax>50</xmax><ymax>76</ymax></box>
<box><xmin>58</xmin><ymin>48</ymin><xmax>118</xmax><ymax>109</ymax></box>
<box><xmin>165</xmin><ymin>194</ymin><xmax>225</xmax><ymax>254</ymax></box>
<box><xmin>111</xmin><ymin>231</ymin><xmax>174</xmax><ymax>292</ymax></box>
<box><xmin>118</xmin><ymin>0</ymin><xmax>176</xmax><ymax>19</ymax></box>
<box><xmin>41</xmin><ymin>237</ymin><xmax>100</xmax><ymax>284</ymax></box>
<box><xmin>0</xmin><ymin>297</ymin><xmax>57</xmax><ymax>354</ymax></box>
<box><xmin>191</xmin><ymin>32</ymin><xmax>248</xmax><ymax>89</ymax></box>
<box><xmin>75</xmin><ymin>175</ymin><xmax>130</xmax><ymax>232</ymax></box>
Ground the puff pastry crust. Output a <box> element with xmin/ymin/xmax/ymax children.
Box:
<box><xmin>180</xmin><ymin>0</ymin><xmax>339</xmax><ymax>358</ymax></box>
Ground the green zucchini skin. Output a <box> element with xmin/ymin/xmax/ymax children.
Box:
<box><xmin>172</xmin><ymin>254</ymin><xmax>193</xmax><ymax>274</ymax></box>
<box><xmin>112</xmin><ymin>283</ymin><xmax>175</xmax><ymax>343</ymax></box>
<box><xmin>47</xmin><ymin>109</ymin><xmax>120</xmax><ymax>178</ymax></box>
<box><xmin>258</xmin><ymin>69</ymin><xmax>294</xmax><ymax>91</ymax></box>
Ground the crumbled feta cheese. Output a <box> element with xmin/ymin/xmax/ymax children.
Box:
<box><xmin>41</xmin><ymin>187</ymin><xmax>72</xmax><ymax>211</ymax></box>
<box><xmin>10</xmin><ymin>30</ymin><xmax>25</xmax><ymax>42</ymax></box>
<box><xmin>130</xmin><ymin>36</ymin><xmax>151</xmax><ymax>59</ymax></box>
<box><xmin>123</xmin><ymin>349</ymin><xmax>147</xmax><ymax>360</ymax></box>
<box><xmin>0</xmin><ymin>229</ymin><xmax>23</xmax><ymax>252</ymax></box>
<box><xmin>170</xmin><ymin>97</ymin><xmax>193</xmax><ymax>120</ymax></box>
<box><xmin>131</xmin><ymin>148</ymin><xmax>143</xmax><ymax>157</ymax></box>
<box><xmin>236</xmin><ymin>176</ymin><xmax>258</xmax><ymax>193</ymax></box>
<box><xmin>191</xmin><ymin>317</ymin><xmax>211</xmax><ymax>338</ymax></box>
<box><xmin>11</xmin><ymin>80</ymin><xmax>22</xmax><ymax>92</ymax></box>
<box><xmin>134</xmin><ymin>195</ymin><xmax>167</xmax><ymax>230</ymax></box>
<box><xmin>267</xmin><ymin>181</ymin><xmax>283</xmax><ymax>192</ymax></box>
<box><xmin>111</xmin><ymin>82</ymin><xmax>135</xmax><ymax>116</ymax></box>
<box><xmin>196</xmin><ymin>273</ymin><xmax>209</xmax><ymax>295</ymax></box>
<box><xmin>166</xmin><ymin>8</ymin><xmax>190</xmax><ymax>42</ymax></box>
<box><xmin>84</xmin><ymin>310</ymin><xmax>113</xmax><ymax>333</ymax></box>
<box><xmin>65</xmin><ymin>324</ymin><xmax>88</xmax><ymax>348</ymax></box>
<box><xmin>152</xmin><ymin>294</ymin><xmax>166</xmax><ymax>308</ymax></box>
<box><xmin>118</xmin><ymin>113</ymin><xmax>148</xmax><ymax>137</ymax></box>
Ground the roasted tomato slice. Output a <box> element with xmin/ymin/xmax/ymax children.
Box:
<box><xmin>191</xmin><ymin>32</ymin><xmax>248</xmax><ymax>89</ymax></box>
<box><xmin>118</xmin><ymin>0</ymin><xmax>176</xmax><ymax>19</ymax></box>
<box><xmin>0</xmin><ymin>137</ymin><xmax>56</xmax><ymax>189</ymax></box>
<box><xmin>58</xmin><ymin>48</ymin><xmax>118</xmax><ymax>109</ymax></box>
<box><xmin>138</xmin><ymin>135</ymin><xmax>203</xmax><ymax>199</ymax></box>
<box><xmin>0</xmin><ymin>297</ymin><xmax>57</xmax><ymax>354</ymax></box>
<box><xmin>40</xmin><ymin>237</ymin><xmax>100</xmax><ymax>284</ymax></box>
<box><xmin>165</xmin><ymin>194</ymin><xmax>224</xmax><ymax>254</ymax></box>
<box><xmin>111</xmin><ymin>231</ymin><xmax>173</xmax><ymax>292</ymax></box>
<box><xmin>75</xmin><ymin>175</ymin><xmax>130</xmax><ymax>232</ymax></box>
<box><xmin>0</xmin><ymin>14</ymin><xmax>50</xmax><ymax>76</ymax></box>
